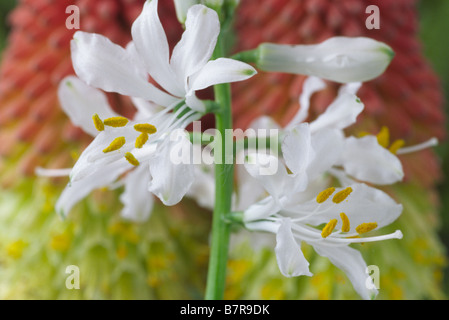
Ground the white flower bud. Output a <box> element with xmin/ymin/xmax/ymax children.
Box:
<box><xmin>257</xmin><ymin>37</ymin><xmax>395</xmax><ymax>83</ymax></box>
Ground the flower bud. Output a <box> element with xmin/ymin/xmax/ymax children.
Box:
<box><xmin>256</xmin><ymin>37</ymin><xmax>395</xmax><ymax>83</ymax></box>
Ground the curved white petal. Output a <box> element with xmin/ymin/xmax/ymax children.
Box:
<box><xmin>244</xmin><ymin>196</ymin><xmax>281</xmax><ymax>222</ymax></box>
<box><xmin>58</xmin><ymin>76</ymin><xmax>119</xmax><ymax>136</ymax></box>
<box><xmin>310</xmin><ymin>93</ymin><xmax>364</xmax><ymax>132</ymax></box>
<box><xmin>282</xmin><ymin>123</ymin><xmax>315</xmax><ymax>177</ymax></box>
<box><xmin>71</xmin><ymin>31</ymin><xmax>177</xmax><ymax>106</ymax></box>
<box><xmin>307</xmin><ymin>128</ymin><xmax>344</xmax><ymax>181</ymax></box>
<box><xmin>257</xmin><ymin>37</ymin><xmax>394</xmax><ymax>83</ymax></box>
<box><xmin>275</xmin><ymin>218</ymin><xmax>313</xmax><ymax>277</ymax></box>
<box><xmin>244</xmin><ymin>153</ymin><xmax>293</xmax><ymax>201</ymax></box>
<box><xmin>70</xmin><ymin>125</ymin><xmax>140</xmax><ymax>182</ymax></box>
<box><xmin>286</xmin><ymin>76</ymin><xmax>326</xmax><ymax>129</ymax></box>
<box><xmin>56</xmin><ymin>159</ymin><xmax>130</xmax><ymax>218</ymax></box>
<box><xmin>312</xmin><ymin>243</ymin><xmax>378</xmax><ymax>300</ymax></box>
<box><xmin>148</xmin><ymin>130</ymin><xmax>195</xmax><ymax>205</ymax></box>
<box><xmin>340</xmin><ymin>136</ymin><xmax>404</xmax><ymax>185</ymax></box>
<box><xmin>188</xmin><ymin>58</ymin><xmax>257</xmax><ymax>92</ymax></box>
<box><xmin>131</xmin><ymin>0</ymin><xmax>183</xmax><ymax>96</ymax></box>
<box><xmin>170</xmin><ymin>4</ymin><xmax>220</xmax><ymax>84</ymax></box>
<box><xmin>120</xmin><ymin>164</ymin><xmax>154</xmax><ymax>222</ymax></box>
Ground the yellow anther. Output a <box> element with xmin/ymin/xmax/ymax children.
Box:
<box><xmin>92</xmin><ymin>113</ymin><xmax>104</xmax><ymax>131</ymax></box>
<box><xmin>389</xmin><ymin>139</ymin><xmax>405</xmax><ymax>154</ymax></box>
<box><xmin>340</xmin><ymin>212</ymin><xmax>350</xmax><ymax>233</ymax></box>
<box><xmin>332</xmin><ymin>187</ymin><xmax>352</xmax><ymax>203</ymax></box>
<box><xmin>355</xmin><ymin>222</ymin><xmax>378</xmax><ymax>234</ymax></box>
<box><xmin>102</xmin><ymin>136</ymin><xmax>126</xmax><ymax>153</ymax></box>
<box><xmin>134</xmin><ymin>123</ymin><xmax>157</xmax><ymax>134</ymax></box>
<box><xmin>377</xmin><ymin>126</ymin><xmax>390</xmax><ymax>148</ymax></box>
<box><xmin>332</xmin><ymin>187</ymin><xmax>353</xmax><ymax>204</ymax></box>
<box><xmin>125</xmin><ymin>152</ymin><xmax>140</xmax><ymax>166</ymax></box>
<box><xmin>316</xmin><ymin>187</ymin><xmax>336</xmax><ymax>203</ymax></box>
<box><xmin>321</xmin><ymin>219</ymin><xmax>338</xmax><ymax>238</ymax></box>
<box><xmin>103</xmin><ymin>116</ymin><xmax>129</xmax><ymax>127</ymax></box>
<box><xmin>135</xmin><ymin>132</ymin><xmax>149</xmax><ymax>149</ymax></box>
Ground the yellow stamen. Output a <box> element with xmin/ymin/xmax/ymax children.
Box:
<box><xmin>134</xmin><ymin>123</ymin><xmax>157</xmax><ymax>134</ymax></box>
<box><xmin>389</xmin><ymin>139</ymin><xmax>405</xmax><ymax>154</ymax></box>
<box><xmin>321</xmin><ymin>219</ymin><xmax>338</xmax><ymax>238</ymax></box>
<box><xmin>103</xmin><ymin>116</ymin><xmax>129</xmax><ymax>127</ymax></box>
<box><xmin>135</xmin><ymin>132</ymin><xmax>149</xmax><ymax>149</ymax></box>
<box><xmin>340</xmin><ymin>212</ymin><xmax>350</xmax><ymax>233</ymax></box>
<box><xmin>377</xmin><ymin>126</ymin><xmax>390</xmax><ymax>148</ymax></box>
<box><xmin>102</xmin><ymin>136</ymin><xmax>126</xmax><ymax>153</ymax></box>
<box><xmin>125</xmin><ymin>152</ymin><xmax>140</xmax><ymax>166</ymax></box>
<box><xmin>356</xmin><ymin>222</ymin><xmax>378</xmax><ymax>234</ymax></box>
<box><xmin>92</xmin><ymin>113</ymin><xmax>104</xmax><ymax>131</ymax></box>
<box><xmin>316</xmin><ymin>187</ymin><xmax>336</xmax><ymax>203</ymax></box>
<box><xmin>332</xmin><ymin>187</ymin><xmax>353</xmax><ymax>204</ymax></box>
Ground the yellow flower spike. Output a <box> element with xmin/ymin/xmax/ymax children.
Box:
<box><xmin>103</xmin><ymin>116</ymin><xmax>129</xmax><ymax>127</ymax></box>
<box><xmin>135</xmin><ymin>132</ymin><xmax>149</xmax><ymax>148</ymax></box>
<box><xmin>389</xmin><ymin>139</ymin><xmax>405</xmax><ymax>154</ymax></box>
<box><xmin>356</xmin><ymin>222</ymin><xmax>378</xmax><ymax>234</ymax></box>
<box><xmin>321</xmin><ymin>219</ymin><xmax>338</xmax><ymax>238</ymax></box>
<box><xmin>332</xmin><ymin>187</ymin><xmax>353</xmax><ymax>204</ymax></box>
<box><xmin>92</xmin><ymin>113</ymin><xmax>104</xmax><ymax>131</ymax></box>
<box><xmin>134</xmin><ymin>123</ymin><xmax>157</xmax><ymax>134</ymax></box>
<box><xmin>340</xmin><ymin>212</ymin><xmax>350</xmax><ymax>233</ymax></box>
<box><xmin>316</xmin><ymin>187</ymin><xmax>336</xmax><ymax>203</ymax></box>
<box><xmin>102</xmin><ymin>136</ymin><xmax>126</xmax><ymax>153</ymax></box>
<box><xmin>376</xmin><ymin>126</ymin><xmax>390</xmax><ymax>148</ymax></box>
<box><xmin>125</xmin><ymin>152</ymin><xmax>140</xmax><ymax>166</ymax></box>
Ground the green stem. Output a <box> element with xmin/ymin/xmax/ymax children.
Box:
<box><xmin>204</xmin><ymin>34</ymin><xmax>234</xmax><ymax>300</ymax></box>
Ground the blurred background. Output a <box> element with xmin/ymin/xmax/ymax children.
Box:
<box><xmin>0</xmin><ymin>0</ymin><xmax>448</xmax><ymax>299</ymax></box>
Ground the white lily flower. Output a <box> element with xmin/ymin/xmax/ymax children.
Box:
<box><xmin>238</xmin><ymin>76</ymin><xmax>438</xmax><ymax>299</ymax></box>
<box><xmin>43</xmin><ymin>76</ymin><xmax>202</xmax><ymax>221</ymax></box>
<box><xmin>71</xmin><ymin>0</ymin><xmax>256</xmax><ymax>113</ymax></box>
<box><xmin>255</xmin><ymin>37</ymin><xmax>394</xmax><ymax>83</ymax></box>
<box><xmin>245</xmin><ymin>182</ymin><xmax>403</xmax><ymax>300</ymax></box>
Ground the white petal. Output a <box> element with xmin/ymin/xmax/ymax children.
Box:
<box><xmin>170</xmin><ymin>4</ymin><xmax>220</xmax><ymax>84</ymax></box>
<box><xmin>173</xmin><ymin>0</ymin><xmax>200</xmax><ymax>23</ymax></box>
<box><xmin>257</xmin><ymin>37</ymin><xmax>394</xmax><ymax>83</ymax></box>
<box><xmin>310</xmin><ymin>93</ymin><xmax>364</xmax><ymax>132</ymax></box>
<box><xmin>307</xmin><ymin>128</ymin><xmax>344</xmax><ymax>181</ymax></box>
<box><xmin>148</xmin><ymin>130</ymin><xmax>195</xmax><ymax>205</ymax></box>
<box><xmin>187</xmin><ymin>162</ymin><xmax>215</xmax><ymax>210</ymax></box>
<box><xmin>244</xmin><ymin>152</ymin><xmax>294</xmax><ymax>201</ymax></box>
<box><xmin>185</xmin><ymin>92</ymin><xmax>206</xmax><ymax>112</ymax></box>
<box><xmin>131</xmin><ymin>0</ymin><xmax>183</xmax><ymax>96</ymax></box>
<box><xmin>71</xmin><ymin>31</ymin><xmax>177</xmax><ymax>106</ymax></box>
<box><xmin>286</xmin><ymin>76</ymin><xmax>326</xmax><ymax>129</ymax></box>
<box><xmin>340</xmin><ymin>136</ymin><xmax>404</xmax><ymax>185</ymax></box>
<box><xmin>275</xmin><ymin>218</ymin><xmax>313</xmax><ymax>277</ymax></box>
<box><xmin>188</xmin><ymin>58</ymin><xmax>257</xmax><ymax>92</ymax></box>
<box><xmin>282</xmin><ymin>123</ymin><xmax>315</xmax><ymax>177</ymax></box>
<box><xmin>70</xmin><ymin>126</ymin><xmax>139</xmax><ymax>182</ymax></box>
<box><xmin>120</xmin><ymin>164</ymin><xmax>154</xmax><ymax>222</ymax></box>
<box><xmin>56</xmin><ymin>160</ymin><xmax>130</xmax><ymax>218</ymax></box>
<box><xmin>312</xmin><ymin>243</ymin><xmax>378</xmax><ymax>300</ymax></box>
<box><xmin>244</xmin><ymin>196</ymin><xmax>281</xmax><ymax>222</ymax></box>
<box><xmin>58</xmin><ymin>76</ymin><xmax>119</xmax><ymax>136</ymax></box>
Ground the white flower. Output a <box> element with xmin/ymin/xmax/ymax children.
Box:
<box><xmin>71</xmin><ymin>0</ymin><xmax>256</xmax><ymax>113</ymax></box>
<box><xmin>41</xmin><ymin>76</ymin><xmax>201</xmax><ymax>221</ymax></box>
<box><xmin>238</xmin><ymin>76</ymin><xmax>437</xmax><ymax>299</ymax></box>
<box><xmin>255</xmin><ymin>37</ymin><xmax>394</xmax><ymax>83</ymax></box>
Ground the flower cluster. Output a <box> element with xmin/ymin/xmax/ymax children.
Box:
<box><xmin>38</xmin><ymin>0</ymin><xmax>437</xmax><ymax>299</ymax></box>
